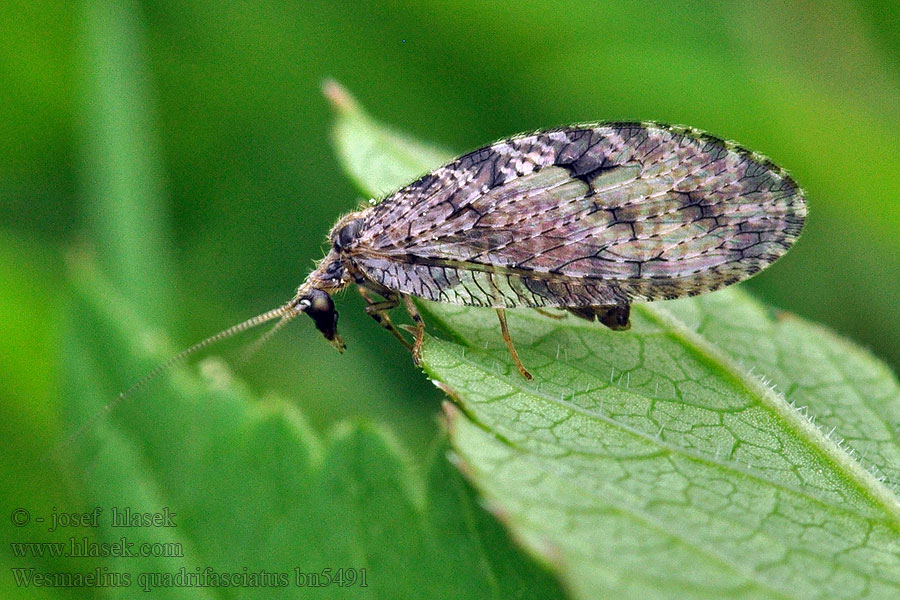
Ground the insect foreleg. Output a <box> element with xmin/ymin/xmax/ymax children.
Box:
<box><xmin>357</xmin><ymin>287</ymin><xmax>412</xmax><ymax>350</ymax></box>
<box><xmin>495</xmin><ymin>309</ymin><xmax>533</xmax><ymax>380</ymax></box>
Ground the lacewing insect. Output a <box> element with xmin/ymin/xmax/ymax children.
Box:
<box><xmin>125</xmin><ymin>122</ymin><xmax>806</xmax><ymax>393</ymax></box>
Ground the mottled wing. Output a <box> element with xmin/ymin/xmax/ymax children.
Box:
<box><xmin>349</xmin><ymin>123</ymin><xmax>806</xmax><ymax>308</ymax></box>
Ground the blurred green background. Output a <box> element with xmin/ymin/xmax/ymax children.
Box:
<box><xmin>2</xmin><ymin>0</ymin><xmax>899</xmax><ymax>595</ymax></box>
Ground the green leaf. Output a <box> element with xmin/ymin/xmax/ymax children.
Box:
<box><xmin>77</xmin><ymin>0</ymin><xmax>173</xmax><ymax>325</ymax></box>
<box><xmin>55</xmin><ymin>257</ymin><xmax>565</xmax><ymax>600</ymax></box>
<box><xmin>39</xmin><ymin>7</ymin><xmax>567</xmax><ymax>595</ymax></box>
<box><xmin>324</xmin><ymin>79</ymin><xmax>454</xmax><ymax>198</ymax></box>
<box><xmin>328</xmin><ymin>82</ymin><xmax>900</xmax><ymax>599</ymax></box>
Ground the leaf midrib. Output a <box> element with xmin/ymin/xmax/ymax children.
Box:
<box><xmin>641</xmin><ymin>301</ymin><xmax>900</xmax><ymax>530</ymax></box>
<box><xmin>436</xmin><ymin>339</ymin><xmax>886</xmax><ymax>523</ymax></box>
<box><xmin>453</xmin><ymin>390</ymin><xmax>900</xmax><ymax>596</ymax></box>
<box><xmin>424</xmin><ymin>301</ymin><xmax>900</xmax><ymax>530</ymax></box>
<box><xmin>696</xmin><ymin>311</ymin><xmax>900</xmax><ymax>488</ymax></box>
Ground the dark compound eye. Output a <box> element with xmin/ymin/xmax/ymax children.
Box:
<box><xmin>333</xmin><ymin>218</ymin><xmax>364</xmax><ymax>251</ymax></box>
<box><xmin>302</xmin><ymin>289</ymin><xmax>339</xmax><ymax>341</ymax></box>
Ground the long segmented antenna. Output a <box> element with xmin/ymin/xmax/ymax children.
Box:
<box><xmin>237</xmin><ymin>313</ymin><xmax>295</xmax><ymax>368</ymax></box>
<box><xmin>46</xmin><ymin>300</ymin><xmax>303</xmax><ymax>463</ymax></box>
<box><xmin>119</xmin><ymin>303</ymin><xmax>301</xmax><ymax>402</ymax></box>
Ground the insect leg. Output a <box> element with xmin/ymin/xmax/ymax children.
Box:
<box><xmin>400</xmin><ymin>294</ymin><xmax>426</xmax><ymax>365</ymax></box>
<box><xmin>357</xmin><ymin>287</ymin><xmax>412</xmax><ymax>350</ymax></box>
<box><xmin>495</xmin><ymin>309</ymin><xmax>533</xmax><ymax>380</ymax></box>
<box><xmin>533</xmin><ymin>308</ymin><xmax>567</xmax><ymax>320</ymax></box>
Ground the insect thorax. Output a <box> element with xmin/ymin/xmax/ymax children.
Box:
<box><xmin>329</xmin><ymin>210</ymin><xmax>370</xmax><ymax>251</ymax></box>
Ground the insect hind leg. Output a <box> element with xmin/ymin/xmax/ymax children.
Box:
<box><xmin>496</xmin><ymin>309</ymin><xmax>533</xmax><ymax>380</ymax></box>
<box><xmin>533</xmin><ymin>307</ymin><xmax>567</xmax><ymax>320</ymax></box>
<box><xmin>567</xmin><ymin>304</ymin><xmax>631</xmax><ymax>330</ymax></box>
